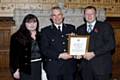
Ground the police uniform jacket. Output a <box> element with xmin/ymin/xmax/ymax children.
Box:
<box><xmin>41</xmin><ymin>23</ymin><xmax>77</xmax><ymax>75</ymax></box>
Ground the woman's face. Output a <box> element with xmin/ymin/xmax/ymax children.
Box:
<box><xmin>25</xmin><ymin>19</ymin><xmax>37</xmax><ymax>31</ymax></box>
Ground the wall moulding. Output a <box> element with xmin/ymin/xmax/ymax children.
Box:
<box><xmin>0</xmin><ymin>0</ymin><xmax>120</xmax><ymax>17</ymax></box>
<box><xmin>13</xmin><ymin>8</ymin><xmax>105</xmax><ymax>31</ymax></box>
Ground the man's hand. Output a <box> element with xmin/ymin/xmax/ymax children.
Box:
<box><xmin>58</xmin><ymin>52</ymin><xmax>72</xmax><ymax>60</ymax></box>
<box><xmin>83</xmin><ymin>52</ymin><xmax>95</xmax><ymax>60</ymax></box>
<box><xmin>67</xmin><ymin>33</ymin><xmax>76</xmax><ymax>36</ymax></box>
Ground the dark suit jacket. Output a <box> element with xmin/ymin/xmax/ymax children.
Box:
<box><xmin>41</xmin><ymin>23</ymin><xmax>77</xmax><ymax>76</ymax></box>
<box><xmin>76</xmin><ymin>21</ymin><xmax>115</xmax><ymax>75</ymax></box>
<box><xmin>9</xmin><ymin>31</ymin><xmax>42</xmax><ymax>75</ymax></box>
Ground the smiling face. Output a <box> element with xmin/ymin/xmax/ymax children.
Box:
<box><xmin>51</xmin><ymin>8</ymin><xmax>64</xmax><ymax>25</ymax></box>
<box><xmin>84</xmin><ymin>8</ymin><xmax>96</xmax><ymax>23</ymax></box>
<box><xmin>25</xmin><ymin>19</ymin><xmax>37</xmax><ymax>32</ymax></box>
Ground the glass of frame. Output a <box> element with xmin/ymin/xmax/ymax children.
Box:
<box><xmin>68</xmin><ymin>35</ymin><xmax>89</xmax><ymax>55</ymax></box>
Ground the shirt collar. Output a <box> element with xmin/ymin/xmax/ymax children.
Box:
<box><xmin>54</xmin><ymin>23</ymin><xmax>63</xmax><ymax>29</ymax></box>
<box><xmin>87</xmin><ymin>20</ymin><xmax>96</xmax><ymax>29</ymax></box>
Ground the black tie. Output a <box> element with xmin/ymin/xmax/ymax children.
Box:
<box><xmin>58</xmin><ymin>26</ymin><xmax>61</xmax><ymax>32</ymax></box>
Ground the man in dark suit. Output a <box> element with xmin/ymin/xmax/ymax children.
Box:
<box><xmin>76</xmin><ymin>6</ymin><xmax>116</xmax><ymax>80</ymax></box>
<box><xmin>41</xmin><ymin>6</ymin><xmax>77</xmax><ymax>80</ymax></box>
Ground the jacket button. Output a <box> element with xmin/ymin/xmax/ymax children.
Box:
<box><xmin>48</xmin><ymin>59</ymin><xmax>52</xmax><ymax>61</ymax></box>
<box><xmin>51</xmin><ymin>39</ymin><xmax>55</xmax><ymax>42</ymax></box>
<box><xmin>61</xmin><ymin>35</ymin><xmax>64</xmax><ymax>38</ymax></box>
<box><xmin>25</xmin><ymin>63</ymin><xmax>28</xmax><ymax>65</ymax></box>
<box><xmin>25</xmin><ymin>48</ymin><xmax>28</xmax><ymax>51</ymax></box>
<box><xmin>62</xmin><ymin>42</ymin><xmax>65</xmax><ymax>45</ymax></box>
<box><xmin>64</xmin><ymin>49</ymin><xmax>66</xmax><ymax>52</ymax></box>
<box><xmin>25</xmin><ymin>56</ymin><xmax>27</xmax><ymax>58</ymax></box>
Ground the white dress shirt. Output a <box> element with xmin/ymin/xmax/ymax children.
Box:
<box><xmin>54</xmin><ymin>23</ymin><xmax>63</xmax><ymax>31</ymax></box>
<box><xmin>87</xmin><ymin>20</ymin><xmax>96</xmax><ymax>32</ymax></box>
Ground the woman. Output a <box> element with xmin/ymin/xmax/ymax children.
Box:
<box><xmin>9</xmin><ymin>14</ymin><xmax>42</xmax><ymax>80</ymax></box>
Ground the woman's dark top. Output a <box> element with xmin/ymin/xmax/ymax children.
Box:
<box><xmin>31</xmin><ymin>40</ymin><xmax>41</xmax><ymax>60</ymax></box>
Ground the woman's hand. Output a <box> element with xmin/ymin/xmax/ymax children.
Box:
<box><xmin>13</xmin><ymin>69</ymin><xmax>20</xmax><ymax>79</ymax></box>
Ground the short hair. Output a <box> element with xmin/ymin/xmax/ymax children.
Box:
<box><xmin>50</xmin><ymin>6</ymin><xmax>63</xmax><ymax>16</ymax></box>
<box><xmin>51</xmin><ymin>6</ymin><xmax>62</xmax><ymax>10</ymax></box>
<box><xmin>84</xmin><ymin>6</ymin><xmax>97</xmax><ymax>14</ymax></box>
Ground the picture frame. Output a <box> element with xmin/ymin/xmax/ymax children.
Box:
<box><xmin>68</xmin><ymin>35</ymin><xmax>89</xmax><ymax>55</ymax></box>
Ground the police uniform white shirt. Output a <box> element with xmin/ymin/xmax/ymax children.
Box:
<box><xmin>54</xmin><ymin>23</ymin><xmax>63</xmax><ymax>31</ymax></box>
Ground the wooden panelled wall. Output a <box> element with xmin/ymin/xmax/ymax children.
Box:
<box><xmin>0</xmin><ymin>17</ymin><xmax>120</xmax><ymax>80</ymax></box>
<box><xmin>106</xmin><ymin>17</ymin><xmax>120</xmax><ymax>79</ymax></box>
<box><xmin>0</xmin><ymin>18</ymin><xmax>13</xmax><ymax>80</ymax></box>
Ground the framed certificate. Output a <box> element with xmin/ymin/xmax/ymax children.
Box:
<box><xmin>68</xmin><ymin>35</ymin><xmax>89</xmax><ymax>55</ymax></box>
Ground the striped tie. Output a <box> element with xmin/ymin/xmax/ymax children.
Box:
<box><xmin>87</xmin><ymin>24</ymin><xmax>92</xmax><ymax>33</ymax></box>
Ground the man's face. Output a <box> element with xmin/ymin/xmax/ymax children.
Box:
<box><xmin>51</xmin><ymin>9</ymin><xmax>64</xmax><ymax>25</ymax></box>
<box><xmin>84</xmin><ymin>8</ymin><xmax>96</xmax><ymax>23</ymax></box>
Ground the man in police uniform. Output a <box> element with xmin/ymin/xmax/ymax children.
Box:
<box><xmin>41</xmin><ymin>6</ymin><xmax>77</xmax><ymax>80</ymax></box>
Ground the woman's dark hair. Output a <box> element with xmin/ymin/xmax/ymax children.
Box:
<box><xmin>16</xmin><ymin>14</ymin><xmax>39</xmax><ymax>46</ymax></box>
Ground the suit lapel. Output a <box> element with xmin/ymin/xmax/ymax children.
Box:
<box><xmin>62</xmin><ymin>24</ymin><xmax>67</xmax><ymax>34</ymax></box>
<box><xmin>83</xmin><ymin>24</ymin><xmax>88</xmax><ymax>35</ymax></box>
<box><xmin>91</xmin><ymin>21</ymin><xmax>100</xmax><ymax>34</ymax></box>
<box><xmin>62</xmin><ymin>24</ymin><xmax>72</xmax><ymax>35</ymax></box>
<box><xmin>92</xmin><ymin>22</ymin><xmax>97</xmax><ymax>33</ymax></box>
